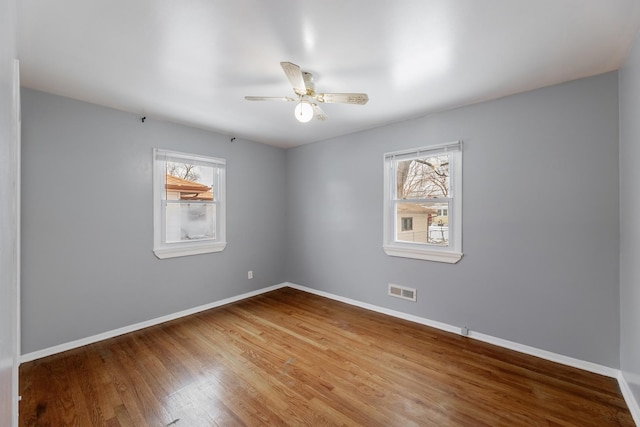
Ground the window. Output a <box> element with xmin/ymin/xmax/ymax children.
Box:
<box><xmin>383</xmin><ymin>141</ymin><xmax>462</xmax><ymax>263</ymax></box>
<box><xmin>153</xmin><ymin>148</ymin><xmax>226</xmax><ymax>259</ymax></box>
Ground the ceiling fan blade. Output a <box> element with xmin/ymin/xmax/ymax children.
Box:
<box><xmin>245</xmin><ymin>96</ymin><xmax>295</xmax><ymax>102</ymax></box>
<box><xmin>312</xmin><ymin>104</ymin><xmax>328</xmax><ymax>121</ymax></box>
<box><xmin>317</xmin><ymin>93</ymin><xmax>369</xmax><ymax>105</ymax></box>
<box><xmin>280</xmin><ymin>62</ymin><xmax>307</xmax><ymax>96</ymax></box>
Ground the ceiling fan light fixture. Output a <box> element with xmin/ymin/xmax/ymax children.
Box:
<box><xmin>294</xmin><ymin>101</ymin><xmax>314</xmax><ymax>123</ymax></box>
<box><xmin>245</xmin><ymin>62</ymin><xmax>368</xmax><ymax>123</ymax></box>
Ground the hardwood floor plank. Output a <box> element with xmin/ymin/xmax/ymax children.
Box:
<box><xmin>211</xmin><ymin>306</ymin><xmax>407</xmax><ymax>426</ymax></box>
<box><xmin>165</xmin><ymin>322</ymin><xmax>288</xmax><ymax>426</ymax></box>
<box><xmin>108</xmin><ymin>339</ymin><xmax>172</xmax><ymax>426</ymax></box>
<box><xmin>64</xmin><ymin>350</ymin><xmax>103</xmax><ymax>426</ymax></box>
<box><xmin>20</xmin><ymin>287</ymin><xmax>635</xmax><ymax>426</ymax></box>
<box><xmin>85</xmin><ymin>346</ymin><xmax>124</xmax><ymax>421</ymax></box>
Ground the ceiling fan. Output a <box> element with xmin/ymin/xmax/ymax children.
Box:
<box><xmin>245</xmin><ymin>62</ymin><xmax>369</xmax><ymax>123</ymax></box>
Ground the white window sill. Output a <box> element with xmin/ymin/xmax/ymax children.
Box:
<box><xmin>383</xmin><ymin>245</ymin><xmax>463</xmax><ymax>264</ymax></box>
<box><xmin>154</xmin><ymin>241</ymin><xmax>226</xmax><ymax>259</ymax></box>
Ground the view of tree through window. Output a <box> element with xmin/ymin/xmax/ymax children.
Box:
<box><xmin>396</xmin><ymin>155</ymin><xmax>449</xmax><ymax>199</ymax></box>
<box><xmin>395</xmin><ymin>154</ymin><xmax>451</xmax><ymax>246</ymax></box>
<box><xmin>166</xmin><ymin>162</ymin><xmax>200</xmax><ymax>182</ymax></box>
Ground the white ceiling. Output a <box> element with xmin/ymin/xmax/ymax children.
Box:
<box><xmin>17</xmin><ymin>0</ymin><xmax>640</xmax><ymax>148</ymax></box>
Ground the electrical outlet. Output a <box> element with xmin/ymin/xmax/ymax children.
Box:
<box><xmin>248</xmin><ymin>270</ymin><xmax>253</xmax><ymax>279</ymax></box>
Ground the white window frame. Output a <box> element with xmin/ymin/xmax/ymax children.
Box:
<box><xmin>383</xmin><ymin>141</ymin><xmax>463</xmax><ymax>264</ymax></box>
<box><xmin>153</xmin><ymin>148</ymin><xmax>226</xmax><ymax>259</ymax></box>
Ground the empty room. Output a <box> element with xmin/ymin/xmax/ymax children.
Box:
<box><xmin>2</xmin><ymin>0</ymin><xmax>640</xmax><ymax>426</ymax></box>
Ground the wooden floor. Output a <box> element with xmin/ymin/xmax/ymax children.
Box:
<box><xmin>19</xmin><ymin>287</ymin><xmax>634</xmax><ymax>427</ymax></box>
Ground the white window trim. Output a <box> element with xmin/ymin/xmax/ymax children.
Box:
<box><xmin>383</xmin><ymin>141</ymin><xmax>463</xmax><ymax>264</ymax></box>
<box><xmin>153</xmin><ymin>148</ymin><xmax>227</xmax><ymax>259</ymax></box>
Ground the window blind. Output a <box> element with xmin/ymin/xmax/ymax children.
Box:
<box><xmin>384</xmin><ymin>140</ymin><xmax>461</xmax><ymax>161</ymax></box>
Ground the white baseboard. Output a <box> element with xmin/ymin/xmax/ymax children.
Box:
<box><xmin>20</xmin><ymin>281</ymin><xmax>639</xmax><ymax>424</ymax></box>
<box><xmin>285</xmin><ymin>282</ymin><xmax>462</xmax><ymax>334</ymax></box>
<box><xmin>20</xmin><ymin>283</ymin><xmax>287</xmax><ymax>363</ymax></box>
<box><xmin>286</xmin><ymin>282</ymin><xmax>640</xmax><ymax>424</ymax></box>
<box><xmin>618</xmin><ymin>372</ymin><xmax>640</xmax><ymax>425</ymax></box>
<box><xmin>285</xmin><ymin>283</ymin><xmax>619</xmax><ymax>377</ymax></box>
<box><xmin>467</xmin><ymin>330</ymin><xmax>619</xmax><ymax>378</ymax></box>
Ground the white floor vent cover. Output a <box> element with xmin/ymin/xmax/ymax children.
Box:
<box><xmin>388</xmin><ymin>284</ymin><xmax>417</xmax><ymax>302</ymax></box>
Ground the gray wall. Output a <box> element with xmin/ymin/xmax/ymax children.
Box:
<box><xmin>619</xmin><ymin>30</ymin><xmax>640</xmax><ymax>407</ymax></box>
<box><xmin>20</xmin><ymin>89</ymin><xmax>287</xmax><ymax>354</ymax></box>
<box><xmin>285</xmin><ymin>72</ymin><xmax>620</xmax><ymax>367</ymax></box>
<box><xmin>0</xmin><ymin>0</ymin><xmax>18</xmax><ymax>424</ymax></box>
<box><xmin>20</xmin><ymin>70</ymin><xmax>625</xmax><ymax>372</ymax></box>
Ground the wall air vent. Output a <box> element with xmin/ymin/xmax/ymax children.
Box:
<box><xmin>388</xmin><ymin>284</ymin><xmax>417</xmax><ymax>302</ymax></box>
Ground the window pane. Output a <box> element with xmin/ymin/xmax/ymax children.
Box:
<box><xmin>165</xmin><ymin>162</ymin><xmax>215</xmax><ymax>201</ymax></box>
<box><xmin>165</xmin><ymin>202</ymin><xmax>216</xmax><ymax>243</ymax></box>
<box><xmin>396</xmin><ymin>155</ymin><xmax>450</xmax><ymax>199</ymax></box>
<box><xmin>396</xmin><ymin>202</ymin><xmax>449</xmax><ymax>246</ymax></box>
